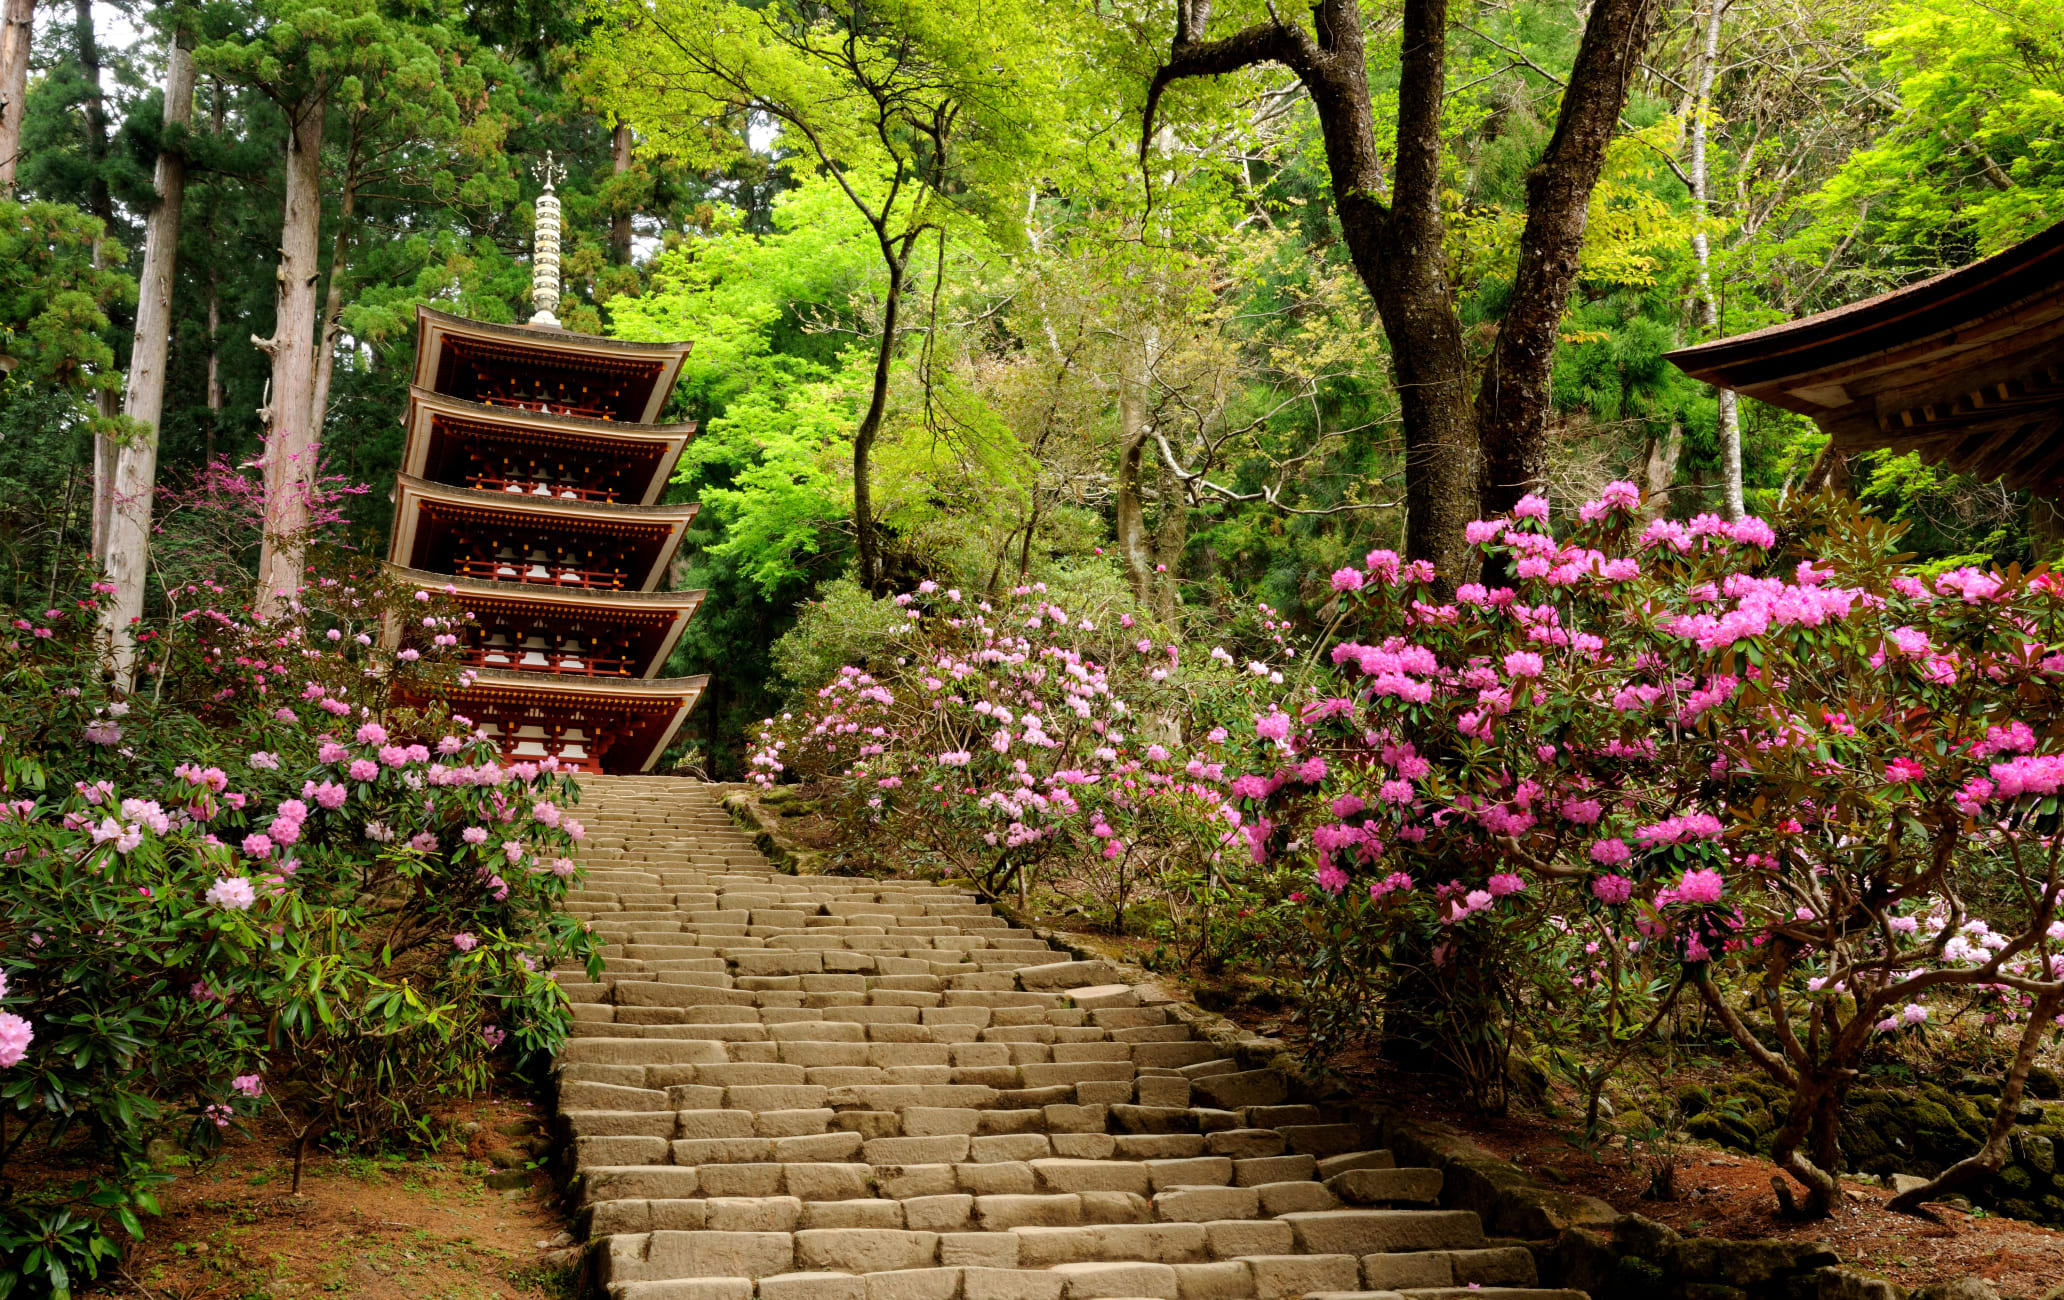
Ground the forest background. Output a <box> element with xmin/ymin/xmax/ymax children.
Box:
<box><xmin>2</xmin><ymin>0</ymin><xmax>2059</xmax><ymax>775</ymax></box>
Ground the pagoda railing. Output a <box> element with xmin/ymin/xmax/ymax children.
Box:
<box><xmin>453</xmin><ymin>558</ymin><xmax>628</xmax><ymax>590</ymax></box>
<box><xmin>459</xmin><ymin>648</ymin><xmax>638</xmax><ymax>677</ymax></box>
<box><xmin>479</xmin><ymin>395</ymin><xmax>616</xmax><ymax>421</ymax></box>
<box><xmin>467</xmin><ymin>474</ymin><xmax>621</xmax><ymax>504</ymax></box>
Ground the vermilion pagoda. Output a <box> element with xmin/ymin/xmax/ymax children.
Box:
<box><xmin>386</xmin><ymin>165</ymin><xmax>708</xmax><ymax>772</ymax></box>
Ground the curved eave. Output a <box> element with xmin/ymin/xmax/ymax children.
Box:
<box><xmin>1668</xmin><ymin>220</ymin><xmax>2064</xmax><ymax>409</ymax></box>
<box><xmin>385</xmin><ymin>473</ymin><xmax>699</xmax><ymax>592</ymax></box>
<box><xmin>386</xmin><ymin>563</ymin><xmax>705</xmax><ymax>676</ymax></box>
<box><xmin>453</xmin><ymin>670</ymin><xmax>709</xmax><ymax>773</ymax></box>
<box><xmin>411</xmin><ymin>305</ymin><xmax>695</xmax><ymax>424</ymax></box>
<box><xmin>400</xmin><ymin>387</ymin><xmax>697</xmax><ymax>505</ymax></box>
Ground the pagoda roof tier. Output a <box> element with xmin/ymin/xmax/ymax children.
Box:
<box><xmin>416</xmin><ymin>669</ymin><xmax>709</xmax><ymax>774</ymax></box>
<box><xmin>401</xmin><ymin>387</ymin><xmax>697</xmax><ymax>506</ymax></box>
<box><xmin>1668</xmin><ymin>220</ymin><xmax>2064</xmax><ymax>494</ymax></box>
<box><xmin>387</xmin><ymin>564</ymin><xmax>705</xmax><ymax>679</ymax></box>
<box><xmin>387</xmin><ymin>474</ymin><xmax>698</xmax><ymax>593</ymax></box>
<box><xmin>412</xmin><ymin>306</ymin><xmax>693</xmax><ymax>425</ymax></box>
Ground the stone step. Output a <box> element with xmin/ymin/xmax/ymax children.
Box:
<box><xmin>545</xmin><ymin>782</ymin><xmax>1550</xmax><ymax>1300</ymax></box>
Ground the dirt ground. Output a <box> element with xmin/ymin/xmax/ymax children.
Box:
<box><xmin>84</xmin><ymin>1095</ymin><xmax>578</xmax><ymax>1300</ymax></box>
<box><xmin>1226</xmin><ymin>1012</ymin><xmax>2064</xmax><ymax>1300</ymax></box>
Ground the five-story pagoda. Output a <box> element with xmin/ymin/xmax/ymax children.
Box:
<box><xmin>387</xmin><ymin>157</ymin><xmax>708</xmax><ymax>773</ymax></box>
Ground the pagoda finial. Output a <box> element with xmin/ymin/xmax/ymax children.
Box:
<box><xmin>529</xmin><ymin>151</ymin><xmax>566</xmax><ymax>328</ymax></box>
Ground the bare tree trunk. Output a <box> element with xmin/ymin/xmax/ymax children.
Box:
<box><xmin>253</xmin><ymin>100</ymin><xmax>326</xmax><ymax>617</ymax></box>
<box><xmin>1803</xmin><ymin>442</ymin><xmax>1851</xmax><ymax>495</ymax></box>
<box><xmin>610</xmin><ymin>120</ymin><xmax>635</xmax><ymax>264</ymax></box>
<box><xmin>1150</xmin><ymin>455</ymin><xmax>1186</xmax><ymax>623</ymax></box>
<box><xmin>0</xmin><ymin>0</ymin><xmax>31</xmax><ymax>195</ymax></box>
<box><xmin>203</xmin><ymin>79</ymin><xmax>224</xmax><ymax>463</ymax></box>
<box><xmin>1640</xmin><ymin>421</ymin><xmax>1681</xmax><ymax>515</ymax></box>
<box><xmin>307</xmin><ymin>181</ymin><xmax>355</xmax><ymax>436</ymax></box>
<box><xmin>75</xmin><ymin>0</ymin><xmax>122</xmax><ymax>566</ymax></box>
<box><xmin>852</xmin><ymin>250</ymin><xmax>906</xmax><ymax>593</ymax></box>
<box><xmin>205</xmin><ymin>277</ymin><xmax>222</xmax><ymax>461</ymax></box>
<box><xmin>100</xmin><ymin>25</ymin><xmax>196</xmax><ymax>686</ymax></box>
<box><xmin>1149</xmin><ymin>0</ymin><xmax>1661</xmax><ymax>583</ymax></box>
<box><xmin>1475</xmin><ymin>0</ymin><xmax>1665</xmax><ymax>518</ymax></box>
<box><xmin>1688</xmin><ymin>0</ymin><xmax>1743</xmax><ymax>518</ymax></box>
<box><xmin>1113</xmin><ymin>336</ymin><xmax>1154</xmax><ymax>602</ymax></box>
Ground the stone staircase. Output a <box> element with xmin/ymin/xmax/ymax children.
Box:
<box><xmin>553</xmin><ymin>776</ymin><xmax>1582</xmax><ymax>1300</ymax></box>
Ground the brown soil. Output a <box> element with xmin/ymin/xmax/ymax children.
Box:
<box><xmin>83</xmin><ymin>1096</ymin><xmax>577</xmax><ymax>1300</ymax></box>
<box><xmin>1210</xmin><ymin>1000</ymin><xmax>2064</xmax><ymax>1300</ymax></box>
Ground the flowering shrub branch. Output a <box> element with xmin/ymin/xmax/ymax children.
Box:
<box><xmin>0</xmin><ymin>556</ymin><xmax>595</xmax><ymax>1286</ymax></box>
<box><xmin>762</xmin><ymin>491</ymin><xmax>2064</xmax><ymax>1222</ymax></box>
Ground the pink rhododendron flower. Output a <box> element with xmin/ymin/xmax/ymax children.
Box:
<box><xmin>1316</xmin><ymin>865</ymin><xmax>1348</xmax><ymax>894</ymax></box>
<box><xmin>355</xmin><ymin>722</ymin><xmax>388</xmax><ymax>745</ymax></box>
<box><xmin>1885</xmin><ymin>756</ymin><xmax>1926</xmax><ymax>783</ymax></box>
<box><xmin>1591</xmin><ymin>874</ymin><xmax>1633</xmax><ymax>905</ymax></box>
<box><xmin>0</xmin><ymin>1013</ymin><xmax>33</xmax><ymax>1068</ymax></box>
<box><xmin>232</xmin><ymin>1074</ymin><xmax>264</xmax><ymax>1097</ymax></box>
<box><xmin>1512</xmin><ymin>493</ymin><xmax>1549</xmax><ymax>520</ymax></box>
<box><xmin>346</xmin><ymin>759</ymin><xmax>379</xmax><ymax>781</ymax></box>
<box><xmin>1672</xmin><ymin>868</ymin><xmax>1726</xmax><ymax>905</ymax></box>
<box><xmin>1590</xmin><ymin>838</ymin><xmax>1632</xmax><ymax>866</ymax></box>
<box><xmin>1486</xmin><ymin>872</ymin><xmax>1526</xmax><ymax>897</ymax></box>
<box><xmin>1502</xmin><ymin>650</ymin><xmax>1543</xmax><ymax>679</ymax></box>
<box><xmin>207</xmin><ymin>876</ymin><xmax>256</xmax><ymax>910</ymax></box>
<box><xmin>452</xmin><ymin>932</ymin><xmax>478</xmax><ymax>952</ymax></box>
<box><xmin>462</xmin><ymin>827</ymin><xmax>489</xmax><ymax>845</ymax></box>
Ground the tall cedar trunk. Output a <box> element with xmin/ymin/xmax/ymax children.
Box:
<box><xmin>308</xmin><ymin>180</ymin><xmax>355</xmax><ymax>435</ymax></box>
<box><xmin>203</xmin><ymin>78</ymin><xmax>224</xmax><ymax>463</ymax></box>
<box><xmin>610</xmin><ymin>120</ymin><xmax>635</xmax><ymax>264</ymax></box>
<box><xmin>1688</xmin><ymin>0</ymin><xmax>1743</xmax><ymax>518</ymax></box>
<box><xmin>1475</xmin><ymin>0</ymin><xmax>1665</xmax><ymax>518</ymax></box>
<box><xmin>852</xmin><ymin>252</ymin><xmax>905</xmax><ymax>592</ymax></box>
<box><xmin>76</xmin><ymin>0</ymin><xmax>120</xmax><ymax>565</ymax></box>
<box><xmin>0</xmin><ymin>0</ymin><xmax>30</xmax><ymax>195</ymax></box>
<box><xmin>253</xmin><ymin>101</ymin><xmax>326</xmax><ymax>616</ymax></box>
<box><xmin>205</xmin><ymin>276</ymin><xmax>221</xmax><ymax>461</ymax></box>
<box><xmin>100</xmin><ymin>28</ymin><xmax>196</xmax><ymax>685</ymax></box>
<box><xmin>1150</xmin><ymin>0</ymin><xmax>1660</xmax><ymax>583</ymax></box>
<box><xmin>1640</xmin><ymin>421</ymin><xmax>1682</xmax><ymax>515</ymax></box>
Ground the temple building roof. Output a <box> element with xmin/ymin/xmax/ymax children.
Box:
<box><xmin>411</xmin><ymin>306</ymin><xmax>695</xmax><ymax>424</ymax></box>
<box><xmin>388</xmin><ymin>564</ymin><xmax>705</xmax><ymax>679</ymax></box>
<box><xmin>1668</xmin><ymin>220</ymin><xmax>2064</xmax><ymax>494</ymax></box>
<box><xmin>400</xmin><ymin>386</ymin><xmax>697</xmax><ymax>506</ymax></box>
<box><xmin>402</xmin><ymin>670</ymin><xmax>710</xmax><ymax>774</ymax></box>
<box><xmin>387</xmin><ymin>474</ymin><xmax>699</xmax><ymax>593</ymax></box>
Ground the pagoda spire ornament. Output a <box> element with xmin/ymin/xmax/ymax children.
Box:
<box><xmin>530</xmin><ymin>151</ymin><xmax>566</xmax><ymax>328</ymax></box>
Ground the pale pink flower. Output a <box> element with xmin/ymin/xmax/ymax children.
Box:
<box><xmin>0</xmin><ymin>1012</ymin><xmax>32</xmax><ymax>1067</ymax></box>
<box><xmin>207</xmin><ymin>876</ymin><xmax>257</xmax><ymax>911</ymax></box>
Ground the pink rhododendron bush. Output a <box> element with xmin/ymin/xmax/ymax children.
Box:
<box><xmin>0</xmin><ymin>563</ymin><xmax>596</xmax><ymax>1289</ymax></box>
<box><xmin>752</xmin><ymin>580</ymin><xmax>1288</xmax><ymax>964</ymax></box>
<box><xmin>759</xmin><ymin>494</ymin><xmax>2064</xmax><ymax>1220</ymax></box>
